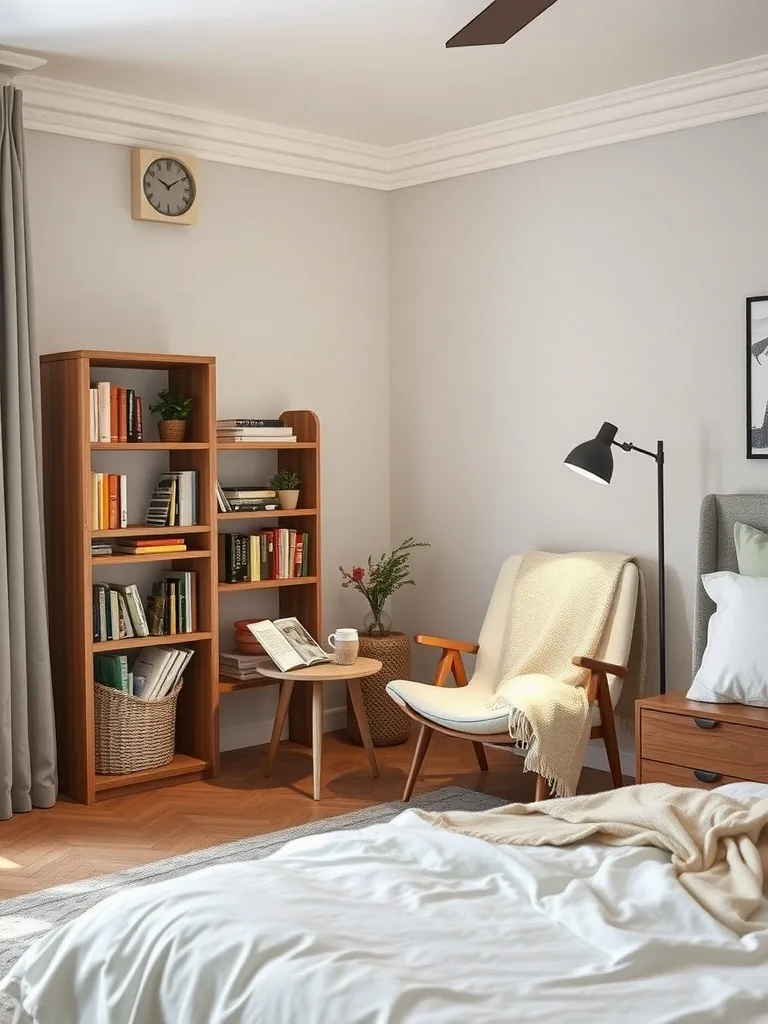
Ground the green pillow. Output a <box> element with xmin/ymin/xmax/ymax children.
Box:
<box><xmin>734</xmin><ymin>521</ymin><xmax>768</xmax><ymax>576</ymax></box>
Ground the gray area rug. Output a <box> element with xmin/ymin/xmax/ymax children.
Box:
<box><xmin>0</xmin><ymin>786</ymin><xmax>503</xmax><ymax>1022</ymax></box>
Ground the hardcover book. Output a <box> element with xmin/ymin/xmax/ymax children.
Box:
<box><xmin>248</xmin><ymin>617</ymin><xmax>329</xmax><ymax>673</ymax></box>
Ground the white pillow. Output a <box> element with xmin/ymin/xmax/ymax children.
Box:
<box><xmin>687</xmin><ymin>571</ymin><xmax>768</xmax><ymax>706</ymax></box>
<box><xmin>716</xmin><ymin>781</ymin><xmax>768</xmax><ymax>800</ymax></box>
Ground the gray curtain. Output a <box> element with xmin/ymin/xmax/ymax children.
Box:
<box><xmin>0</xmin><ymin>85</ymin><xmax>57</xmax><ymax>818</ymax></box>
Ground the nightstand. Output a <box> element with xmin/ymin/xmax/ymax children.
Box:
<box><xmin>636</xmin><ymin>692</ymin><xmax>768</xmax><ymax>789</ymax></box>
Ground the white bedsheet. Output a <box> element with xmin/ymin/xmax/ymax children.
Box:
<box><xmin>3</xmin><ymin>809</ymin><xmax>768</xmax><ymax>1023</ymax></box>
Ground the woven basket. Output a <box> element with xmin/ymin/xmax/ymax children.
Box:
<box><xmin>347</xmin><ymin>632</ymin><xmax>411</xmax><ymax>747</ymax></box>
<box><xmin>158</xmin><ymin>420</ymin><xmax>187</xmax><ymax>443</ymax></box>
<box><xmin>94</xmin><ymin>681</ymin><xmax>181</xmax><ymax>775</ymax></box>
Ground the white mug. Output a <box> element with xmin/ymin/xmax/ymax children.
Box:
<box><xmin>328</xmin><ymin>628</ymin><xmax>359</xmax><ymax>666</ymax></box>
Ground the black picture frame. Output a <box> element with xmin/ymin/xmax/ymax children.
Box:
<box><xmin>747</xmin><ymin>296</ymin><xmax>768</xmax><ymax>458</ymax></box>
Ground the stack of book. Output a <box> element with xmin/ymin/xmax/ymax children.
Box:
<box><xmin>90</xmin><ymin>383</ymin><xmax>144</xmax><ymax>443</ymax></box>
<box><xmin>219</xmin><ymin>651</ymin><xmax>264</xmax><ymax>682</ymax></box>
<box><xmin>145</xmin><ymin>471</ymin><xmax>199</xmax><ymax>526</ymax></box>
<box><xmin>92</xmin><ymin>572</ymin><xmax>197</xmax><ymax>641</ymax></box>
<box><xmin>94</xmin><ymin>646</ymin><xmax>193</xmax><ymax>700</ymax></box>
<box><xmin>91</xmin><ymin>541</ymin><xmax>112</xmax><ymax>557</ymax></box>
<box><xmin>113</xmin><ymin>537</ymin><xmax>187</xmax><ymax>557</ymax></box>
<box><xmin>216</xmin><ymin>418</ymin><xmax>296</xmax><ymax>443</ymax></box>
<box><xmin>219</xmin><ymin>529</ymin><xmax>310</xmax><ymax>583</ymax></box>
<box><xmin>91</xmin><ymin>473</ymin><xmax>128</xmax><ymax>530</ymax></box>
<box><xmin>215</xmin><ymin>482</ymin><xmax>278</xmax><ymax>513</ymax></box>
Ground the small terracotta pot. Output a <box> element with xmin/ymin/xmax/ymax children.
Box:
<box><xmin>234</xmin><ymin>619</ymin><xmax>266</xmax><ymax>655</ymax></box>
<box><xmin>158</xmin><ymin>420</ymin><xmax>187</xmax><ymax>443</ymax></box>
<box><xmin>277</xmin><ymin>489</ymin><xmax>300</xmax><ymax>510</ymax></box>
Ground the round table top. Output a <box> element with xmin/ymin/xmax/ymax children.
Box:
<box><xmin>256</xmin><ymin>656</ymin><xmax>382</xmax><ymax>682</ymax></box>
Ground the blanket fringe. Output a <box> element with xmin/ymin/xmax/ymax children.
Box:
<box><xmin>506</xmin><ymin>705</ymin><xmax>573</xmax><ymax>798</ymax></box>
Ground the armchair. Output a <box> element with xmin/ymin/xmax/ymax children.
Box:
<box><xmin>386</xmin><ymin>555</ymin><xmax>638</xmax><ymax>801</ymax></box>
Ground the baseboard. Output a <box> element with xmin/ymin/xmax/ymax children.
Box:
<box><xmin>220</xmin><ymin>704</ymin><xmax>347</xmax><ymax>752</ymax></box>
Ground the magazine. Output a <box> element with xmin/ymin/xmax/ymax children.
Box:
<box><xmin>248</xmin><ymin>617</ymin><xmax>329</xmax><ymax>673</ymax></box>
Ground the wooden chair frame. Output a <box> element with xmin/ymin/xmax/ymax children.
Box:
<box><xmin>400</xmin><ymin>635</ymin><xmax>626</xmax><ymax>802</ymax></box>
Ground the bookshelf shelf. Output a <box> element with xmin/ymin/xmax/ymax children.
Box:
<box><xmin>93</xmin><ymin>631</ymin><xmax>212</xmax><ymax>653</ymax></box>
<box><xmin>94</xmin><ymin>753</ymin><xmax>211</xmax><ymax>795</ymax></box>
<box><xmin>217</xmin><ymin>509</ymin><xmax>317</xmax><ymax>521</ymax></box>
<box><xmin>93</xmin><ymin>549</ymin><xmax>211</xmax><ymax>566</ymax></box>
<box><xmin>219</xmin><ymin>576</ymin><xmax>317</xmax><ymax>593</ymax></box>
<box><xmin>93</xmin><ymin>525</ymin><xmax>210</xmax><ymax>538</ymax></box>
<box><xmin>219</xmin><ymin>677</ymin><xmax>275</xmax><ymax>693</ymax></box>
<box><xmin>91</xmin><ymin>442</ymin><xmax>209</xmax><ymax>451</ymax></box>
<box><xmin>41</xmin><ymin>350</ymin><xmax>218</xmax><ymax>805</ymax></box>
<box><xmin>217</xmin><ymin>441</ymin><xmax>316</xmax><ymax>451</ymax></box>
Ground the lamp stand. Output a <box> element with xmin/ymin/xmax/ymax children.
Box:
<box><xmin>613</xmin><ymin>438</ymin><xmax>666</xmax><ymax>695</ymax></box>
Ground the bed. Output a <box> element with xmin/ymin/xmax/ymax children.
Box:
<box><xmin>2</xmin><ymin>781</ymin><xmax>768</xmax><ymax>1023</ymax></box>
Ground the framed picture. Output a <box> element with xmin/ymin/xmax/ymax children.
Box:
<box><xmin>747</xmin><ymin>296</ymin><xmax>768</xmax><ymax>458</ymax></box>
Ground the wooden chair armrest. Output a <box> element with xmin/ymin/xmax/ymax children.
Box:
<box><xmin>572</xmin><ymin>656</ymin><xmax>628</xmax><ymax>678</ymax></box>
<box><xmin>415</xmin><ymin>635</ymin><xmax>479</xmax><ymax>655</ymax></box>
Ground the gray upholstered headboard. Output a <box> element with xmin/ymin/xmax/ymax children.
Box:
<box><xmin>694</xmin><ymin>494</ymin><xmax>768</xmax><ymax>673</ymax></box>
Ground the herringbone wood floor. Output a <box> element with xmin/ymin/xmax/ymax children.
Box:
<box><xmin>0</xmin><ymin>731</ymin><xmax>621</xmax><ymax>899</ymax></box>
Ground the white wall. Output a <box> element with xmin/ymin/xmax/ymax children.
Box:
<box><xmin>389</xmin><ymin>114</ymin><xmax>768</xmax><ymax>771</ymax></box>
<box><xmin>25</xmin><ymin>132</ymin><xmax>390</xmax><ymax>750</ymax></box>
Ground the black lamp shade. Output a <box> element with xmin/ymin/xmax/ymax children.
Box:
<box><xmin>564</xmin><ymin>422</ymin><xmax>618</xmax><ymax>485</ymax></box>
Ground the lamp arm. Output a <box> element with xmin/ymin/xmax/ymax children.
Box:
<box><xmin>612</xmin><ymin>440</ymin><xmax>659</xmax><ymax>462</ymax></box>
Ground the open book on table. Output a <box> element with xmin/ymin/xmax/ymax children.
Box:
<box><xmin>248</xmin><ymin>617</ymin><xmax>330</xmax><ymax>673</ymax></box>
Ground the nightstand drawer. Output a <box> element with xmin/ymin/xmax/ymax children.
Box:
<box><xmin>641</xmin><ymin>710</ymin><xmax>768</xmax><ymax>782</ymax></box>
<box><xmin>640</xmin><ymin>759</ymin><xmax>746</xmax><ymax>790</ymax></box>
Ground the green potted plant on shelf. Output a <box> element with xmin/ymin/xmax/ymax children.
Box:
<box><xmin>149</xmin><ymin>389</ymin><xmax>193</xmax><ymax>443</ymax></box>
<box><xmin>271</xmin><ymin>468</ymin><xmax>301</xmax><ymax>510</ymax></box>
<box><xmin>339</xmin><ymin>537</ymin><xmax>429</xmax><ymax>638</ymax></box>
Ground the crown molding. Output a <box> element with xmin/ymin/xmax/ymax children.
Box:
<box><xmin>386</xmin><ymin>53</ymin><xmax>768</xmax><ymax>189</ymax></box>
<box><xmin>21</xmin><ymin>75</ymin><xmax>390</xmax><ymax>190</ymax></box>
<box><xmin>0</xmin><ymin>49</ymin><xmax>46</xmax><ymax>85</ymax></box>
<box><xmin>18</xmin><ymin>53</ymin><xmax>768</xmax><ymax>192</ymax></box>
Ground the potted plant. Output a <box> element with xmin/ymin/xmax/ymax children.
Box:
<box><xmin>149</xmin><ymin>390</ymin><xmax>193</xmax><ymax>443</ymax></box>
<box><xmin>271</xmin><ymin>469</ymin><xmax>301</xmax><ymax>510</ymax></box>
<box><xmin>339</xmin><ymin>537</ymin><xmax>429</xmax><ymax>638</ymax></box>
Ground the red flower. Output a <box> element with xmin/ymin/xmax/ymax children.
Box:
<box><xmin>351</xmin><ymin>566</ymin><xmax>365</xmax><ymax>582</ymax></box>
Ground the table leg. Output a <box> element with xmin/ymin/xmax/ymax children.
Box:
<box><xmin>312</xmin><ymin>680</ymin><xmax>324</xmax><ymax>800</ymax></box>
<box><xmin>346</xmin><ymin>678</ymin><xmax>379</xmax><ymax>778</ymax></box>
<box><xmin>265</xmin><ymin>680</ymin><xmax>294</xmax><ymax>777</ymax></box>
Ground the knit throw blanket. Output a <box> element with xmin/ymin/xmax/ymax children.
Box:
<box><xmin>416</xmin><ymin>784</ymin><xmax>768</xmax><ymax>936</ymax></box>
<box><xmin>488</xmin><ymin>551</ymin><xmax>647</xmax><ymax>797</ymax></box>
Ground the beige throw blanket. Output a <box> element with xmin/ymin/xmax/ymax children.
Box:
<box><xmin>490</xmin><ymin>551</ymin><xmax>647</xmax><ymax>797</ymax></box>
<box><xmin>416</xmin><ymin>784</ymin><xmax>768</xmax><ymax>935</ymax></box>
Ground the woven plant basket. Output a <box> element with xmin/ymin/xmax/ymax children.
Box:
<box><xmin>94</xmin><ymin>681</ymin><xmax>182</xmax><ymax>775</ymax></box>
<box><xmin>158</xmin><ymin>419</ymin><xmax>187</xmax><ymax>443</ymax></box>
<box><xmin>347</xmin><ymin>632</ymin><xmax>411</xmax><ymax>747</ymax></box>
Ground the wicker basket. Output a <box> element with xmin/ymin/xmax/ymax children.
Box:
<box><xmin>94</xmin><ymin>681</ymin><xmax>182</xmax><ymax>775</ymax></box>
<box><xmin>347</xmin><ymin>632</ymin><xmax>411</xmax><ymax>747</ymax></box>
<box><xmin>158</xmin><ymin>419</ymin><xmax>187</xmax><ymax>443</ymax></box>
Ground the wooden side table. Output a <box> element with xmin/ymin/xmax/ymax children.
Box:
<box><xmin>636</xmin><ymin>691</ymin><xmax>768</xmax><ymax>788</ymax></box>
<box><xmin>260</xmin><ymin>658</ymin><xmax>383</xmax><ymax>800</ymax></box>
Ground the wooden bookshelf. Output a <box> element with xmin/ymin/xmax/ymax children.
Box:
<box><xmin>217</xmin><ymin>410</ymin><xmax>321</xmax><ymax>745</ymax></box>
<box><xmin>40</xmin><ymin>350</ymin><xmax>219</xmax><ymax>805</ymax></box>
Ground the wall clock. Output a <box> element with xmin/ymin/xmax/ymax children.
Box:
<box><xmin>131</xmin><ymin>149</ymin><xmax>198</xmax><ymax>225</ymax></box>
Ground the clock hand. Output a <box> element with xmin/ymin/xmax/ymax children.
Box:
<box><xmin>157</xmin><ymin>179</ymin><xmax>172</xmax><ymax>190</ymax></box>
<box><xmin>164</xmin><ymin>179</ymin><xmax>182</xmax><ymax>189</ymax></box>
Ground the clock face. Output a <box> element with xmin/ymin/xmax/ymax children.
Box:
<box><xmin>142</xmin><ymin>157</ymin><xmax>196</xmax><ymax>218</ymax></box>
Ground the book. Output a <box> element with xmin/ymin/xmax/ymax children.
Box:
<box><xmin>109</xmin><ymin>386</ymin><xmax>119</xmax><ymax>443</ymax></box>
<box><xmin>145</xmin><ymin>594</ymin><xmax>165</xmax><ymax>636</ymax></box>
<box><xmin>94</xmin><ymin>653</ymin><xmax>129</xmax><ymax>692</ymax></box>
<box><xmin>118</xmin><ymin>389</ymin><xmax>128</xmax><ymax>443</ymax></box>
<box><xmin>215</xmin><ymin>481</ymin><xmax>232</xmax><ymax>513</ymax></box>
<box><xmin>89</xmin><ymin>388</ymin><xmax>98</xmax><ymax>442</ymax></box>
<box><xmin>218</xmin><ymin>433</ymin><xmax>297</xmax><ymax>443</ymax></box>
<box><xmin>130</xmin><ymin>646</ymin><xmax>192</xmax><ymax>700</ymax></box>
<box><xmin>97</xmin><ymin>382</ymin><xmax>111</xmax><ymax>443</ymax></box>
<box><xmin>131</xmin><ymin>537</ymin><xmax>186</xmax><ymax>547</ymax></box>
<box><xmin>126</xmin><ymin>389</ymin><xmax>136</xmax><ymax>442</ymax></box>
<box><xmin>114</xmin><ymin>544</ymin><xmax>187</xmax><ymax>555</ymax></box>
<box><xmin>145</xmin><ymin>474</ymin><xmax>175</xmax><ymax>526</ymax></box>
<box><xmin>165</xmin><ymin>571</ymin><xmax>194</xmax><ymax>632</ymax></box>
<box><xmin>216</xmin><ymin>419</ymin><xmax>283</xmax><ymax>428</ymax></box>
<box><xmin>217</xmin><ymin>426</ymin><xmax>294</xmax><ymax>436</ymax></box>
<box><xmin>119</xmin><ymin>475</ymin><xmax>128</xmax><ymax>528</ymax></box>
<box><xmin>248</xmin><ymin>617</ymin><xmax>329</xmax><ymax>673</ymax></box>
<box><xmin>135</xmin><ymin>397</ymin><xmax>144</xmax><ymax>441</ymax></box>
<box><xmin>108</xmin><ymin>474</ymin><xmax>119</xmax><ymax>530</ymax></box>
<box><xmin>110</xmin><ymin>583</ymin><xmax>149</xmax><ymax>636</ymax></box>
<box><xmin>222</xmin><ymin>488</ymin><xmax>277</xmax><ymax>498</ymax></box>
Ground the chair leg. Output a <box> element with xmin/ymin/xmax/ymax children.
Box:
<box><xmin>473</xmin><ymin>742</ymin><xmax>488</xmax><ymax>772</ymax></box>
<box><xmin>403</xmin><ymin>724</ymin><xmax>433</xmax><ymax>802</ymax></box>
<box><xmin>596</xmin><ymin>678</ymin><xmax>624</xmax><ymax>789</ymax></box>
<box><xmin>534</xmin><ymin>775</ymin><xmax>549</xmax><ymax>801</ymax></box>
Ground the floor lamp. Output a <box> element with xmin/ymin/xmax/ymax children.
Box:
<box><xmin>564</xmin><ymin>421</ymin><xmax>666</xmax><ymax>695</ymax></box>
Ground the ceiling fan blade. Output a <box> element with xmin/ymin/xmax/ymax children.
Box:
<box><xmin>446</xmin><ymin>0</ymin><xmax>559</xmax><ymax>47</ymax></box>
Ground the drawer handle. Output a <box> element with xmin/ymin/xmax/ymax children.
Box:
<box><xmin>693</xmin><ymin>769</ymin><xmax>721</xmax><ymax>784</ymax></box>
<box><xmin>693</xmin><ymin>717</ymin><xmax>718</xmax><ymax>730</ymax></box>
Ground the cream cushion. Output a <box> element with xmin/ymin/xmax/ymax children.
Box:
<box><xmin>386</xmin><ymin>554</ymin><xmax>638</xmax><ymax>736</ymax></box>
